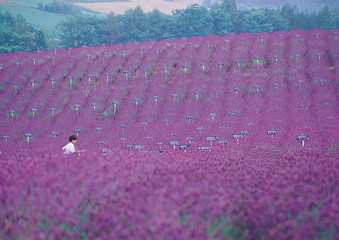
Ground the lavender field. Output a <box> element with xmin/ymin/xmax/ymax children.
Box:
<box><xmin>0</xmin><ymin>30</ymin><xmax>339</xmax><ymax>239</ymax></box>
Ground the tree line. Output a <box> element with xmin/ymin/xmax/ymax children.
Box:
<box><xmin>231</xmin><ymin>0</ymin><xmax>338</xmax><ymax>13</ymax></box>
<box><xmin>57</xmin><ymin>1</ymin><xmax>337</xmax><ymax>48</ymax></box>
<box><xmin>0</xmin><ymin>10</ymin><xmax>46</xmax><ymax>53</ymax></box>
<box><xmin>0</xmin><ymin>0</ymin><xmax>337</xmax><ymax>52</ymax></box>
<box><xmin>37</xmin><ymin>0</ymin><xmax>80</xmax><ymax>15</ymax></box>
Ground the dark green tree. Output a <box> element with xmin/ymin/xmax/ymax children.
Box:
<box><xmin>118</xmin><ymin>6</ymin><xmax>148</xmax><ymax>43</ymax></box>
<box><xmin>173</xmin><ymin>4</ymin><xmax>213</xmax><ymax>38</ymax></box>
<box><xmin>243</xmin><ymin>8</ymin><xmax>288</xmax><ymax>34</ymax></box>
<box><xmin>105</xmin><ymin>12</ymin><xmax>124</xmax><ymax>45</ymax></box>
<box><xmin>147</xmin><ymin>9</ymin><xmax>169</xmax><ymax>41</ymax></box>
<box><xmin>219</xmin><ymin>0</ymin><xmax>237</xmax><ymax>13</ymax></box>
<box><xmin>159</xmin><ymin>14</ymin><xmax>179</xmax><ymax>39</ymax></box>
<box><xmin>211</xmin><ymin>7</ymin><xmax>232</xmax><ymax>35</ymax></box>
<box><xmin>0</xmin><ymin>9</ymin><xmax>46</xmax><ymax>53</ymax></box>
<box><xmin>33</xmin><ymin>28</ymin><xmax>47</xmax><ymax>50</ymax></box>
<box><xmin>317</xmin><ymin>5</ymin><xmax>335</xmax><ymax>30</ymax></box>
<box><xmin>281</xmin><ymin>4</ymin><xmax>296</xmax><ymax>30</ymax></box>
<box><xmin>57</xmin><ymin>14</ymin><xmax>106</xmax><ymax>48</ymax></box>
<box><xmin>212</xmin><ymin>0</ymin><xmax>242</xmax><ymax>33</ymax></box>
<box><xmin>39</xmin><ymin>1</ymin><xmax>80</xmax><ymax>14</ymax></box>
<box><xmin>334</xmin><ymin>8</ymin><xmax>339</xmax><ymax>28</ymax></box>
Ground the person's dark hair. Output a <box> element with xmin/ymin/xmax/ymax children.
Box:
<box><xmin>69</xmin><ymin>135</ymin><xmax>77</xmax><ymax>142</ymax></box>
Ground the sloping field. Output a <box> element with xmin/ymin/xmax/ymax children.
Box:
<box><xmin>0</xmin><ymin>30</ymin><xmax>339</xmax><ymax>239</ymax></box>
<box><xmin>0</xmin><ymin>0</ymin><xmax>103</xmax><ymax>31</ymax></box>
<box><xmin>0</xmin><ymin>30</ymin><xmax>338</xmax><ymax>154</ymax></box>
<box><xmin>71</xmin><ymin>0</ymin><xmax>205</xmax><ymax>14</ymax></box>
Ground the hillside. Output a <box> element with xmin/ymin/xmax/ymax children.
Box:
<box><xmin>1</xmin><ymin>0</ymin><xmax>337</xmax><ymax>33</ymax></box>
<box><xmin>0</xmin><ymin>0</ymin><xmax>103</xmax><ymax>33</ymax></box>
<box><xmin>69</xmin><ymin>0</ymin><xmax>204</xmax><ymax>15</ymax></box>
<box><xmin>64</xmin><ymin>0</ymin><xmax>338</xmax><ymax>15</ymax></box>
<box><xmin>0</xmin><ymin>29</ymin><xmax>338</xmax><ymax>154</ymax></box>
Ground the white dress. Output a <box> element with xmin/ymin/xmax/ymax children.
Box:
<box><xmin>62</xmin><ymin>142</ymin><xmax>76</xmax><ymax>154</ymax></box>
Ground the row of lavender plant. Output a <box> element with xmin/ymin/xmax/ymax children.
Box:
<box><xmin>0</xmin><ymin>148</ymin><xmax>338</xmax><ymax>239</ymax></box>
<box><xmin>0</xmin><ymin>30</ymin><xmax>338</xmax><ymax>154</ymax></box>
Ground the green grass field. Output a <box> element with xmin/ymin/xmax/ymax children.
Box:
<box><xmin>1</xmin><ymin>0</ymin><xmax>104</xmax><ymax>33</ymax></box>
<box><xmin>1</xmin><ymin>5</ymin><xmax>67</xmax><ymax>33</ymax></box>
<box><xmin>10</xmin><ymin>0</ymin><xmax>55</xmax><ymax>8</ymax></box>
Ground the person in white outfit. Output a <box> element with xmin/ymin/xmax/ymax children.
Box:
<box><xmin>62</xmin><ymin>135</ymin><xmax>84</xmax><ymax>154</ymax></box>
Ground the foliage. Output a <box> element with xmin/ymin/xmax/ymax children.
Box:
<box><xmin>2</xmin><ymin>0</ymin><xmax>338</xmax><ymax>51</ymax></box>
<box><xmin>234</xmin><ymin>0</ymin><xmax>339</xmax><ymax>13</ymax></box>
<box><xmin>105</xmin><ymin>12</ymin><xmax>124</xmax><ymax>45</ymax></box>
<box><xmin>56</xmin><ymin>14</ymin><xmax>106</xmax><ymax>48</ymax></box>
<box><xmin>145</xmin><ymin>9</ymin><xmax>173</xmax><ymax>41</ymax></box>
<box><xmin>210</xmin><ymin>8</ymin><xmax>233</xmax><ymax>35</ymax></box>
<box><xmin>58</xmin><ymin>3</ymin><xmax>337</xmax><ymax>47</ymax></box>
<box><xmin>118</xmin><ymin>6</ymin><xmax>149</xmax><ymax>43</ymax></box>
<box><xmin>37</xmin><ymin>0</ymin><xmax>81</xmax><ymax>15</ymax></box>
<box><xmin>282</xmin><ymin>4</ymin><xmax>336</xmax><ymax>31</ymax></box>
<box><xmin>173</xmin><ymin>4</ymin><xmax>213</xmax><ymax>38</ymax></box>
<box><xmin>0</xmin><ymin>9</ymin><xmax>47</xmax><ymax>53</ymax></box>
<box><xmin>242</xmin><ymin>8</ymin><xmax>288</xmax><ymax>34</ymax></box>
